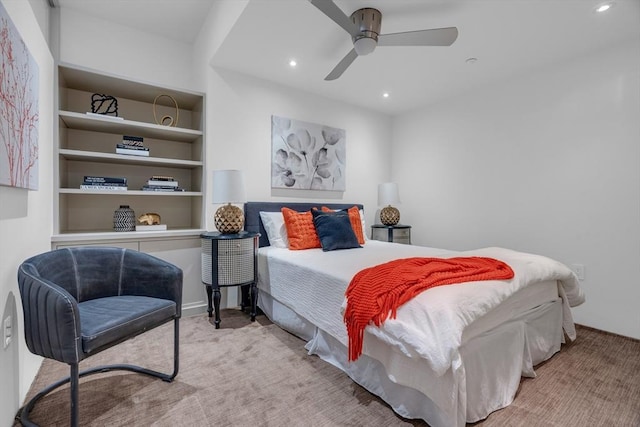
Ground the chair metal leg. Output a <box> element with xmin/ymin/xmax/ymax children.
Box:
<box><xmin>70</xmin><ymin>362</ymin><xmax>79</xmax><ymax>427</ymax></box>
<box><xmin>172</xmin><ymin>317</ymin><xmax>180</xmax><ymax>379</ymax></box>
<box><xmin>16</xmin><ymin>317</ymin><xmax>180</xmax><ymax>426</ymax></box>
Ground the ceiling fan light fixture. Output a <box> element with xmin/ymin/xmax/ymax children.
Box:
<box><xmin>594</xmin><ymin>2</ymin><xmax>615</xmax><ymax>12</ymax></box>
<box><xmin>354</xmin><ymin>37</ymin><xmax>377</xmax><ymax>56</ymax></box>
<box><xmin>311</xmin><ymin>1</ymin><xmax>457</xmax><ymax>81</ymax></box>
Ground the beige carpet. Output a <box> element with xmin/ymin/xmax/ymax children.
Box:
<box><xmin>16</xmin><ymin>310</ymin><xmax>640</xmax><ymax>427</ymax></box>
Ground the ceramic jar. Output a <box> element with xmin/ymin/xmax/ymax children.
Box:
<box><xmin>113</xmin><ymin>205</ymin><xmax>135</xmax><ymax>232</ymax></box>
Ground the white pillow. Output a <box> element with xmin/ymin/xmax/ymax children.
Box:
<box><xmin>359</xmin><ymin>209</ymin><xmax>369</xmax><ymax>241</ymax></box>
<box><xmin>259</xmin><ymin>211</ymin><xmax>289</xmax><ymax>248</ymax></box>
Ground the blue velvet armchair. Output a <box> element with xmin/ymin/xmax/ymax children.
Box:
<box><xmin>16</xmin><ymin>247</ymin><xmax>183</xmax><ymax>427</ymax></box>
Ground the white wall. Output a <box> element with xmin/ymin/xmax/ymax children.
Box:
<box><xmin>59</xmin><ymin>7</ymin><xmax>194</xmax><ymax>91</ymax></box>
<box><xmin>203</xmin><ymin>69</ymin><xmax>391</xmax><ymax>229</ymax></box>
<box><xmin>392</xmin><ymin>41</ymin><xmax>640</xmax><ymax>339</ymax></box>
<box><xmin>26</xmin><ymin>0</ymin><xmax>48</xmax><ymax>44</ymax></box>
<box><xmin>0</xmin><ymin>0</ymin><xmax>54</xmax><ymax>424</ymax></box>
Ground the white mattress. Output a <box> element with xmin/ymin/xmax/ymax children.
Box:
<box><xmin>462</xmin><ymin>277</ymin><xmax>558</xmax><ymax>342</ymax></box>
<box><xmin>258</xmin><ymin>241</ymin><xmax>558</xmax><ymax>340</ymax></box>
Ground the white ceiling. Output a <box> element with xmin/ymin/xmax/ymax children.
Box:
<box><xmin>55</xmin><ymin>0</ymin><xmax>214</xmax><ymax>44</ymax></box>
<box><xmin>56</xmin><ymin>0</ymin><xmax>640</xmax><ymax>116</ymax></box>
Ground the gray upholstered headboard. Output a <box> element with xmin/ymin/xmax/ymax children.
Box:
<box><xmin>244</xmin><ymin>202</ymin><xmax>364</xmax><ymax>248</ymax></box>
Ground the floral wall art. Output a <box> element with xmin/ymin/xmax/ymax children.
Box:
<box><xmin>0</xmin><ymin>2</ymin><xmax>39</xmax><ymax>190</ymax></box>
<box><xmin>271</xmin><ymin>115</ymin><xmax>345</xmax><ymax>191</ymax></box>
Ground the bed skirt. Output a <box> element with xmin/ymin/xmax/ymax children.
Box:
<box><xmin>258</xmin><ymin>290</ymin><xmax>564</xmax><ymax>427</ymax></box>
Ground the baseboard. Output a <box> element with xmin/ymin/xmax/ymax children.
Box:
<box><xmin>181</xmin><ymin>302</ymin><xmax>208</xmax><ymax>318</ymax></box>
<box><xmin>575</xmin><ymin>323</ymin><xmax>640</xmax><ymax>343</ymax></box>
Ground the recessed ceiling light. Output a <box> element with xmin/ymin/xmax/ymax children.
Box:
<box><xmin>289</xmin><ymin>59</ymin><xmax>297</xmax><ymax>67</ymax></box>
<box><xmin>595</xmin><ymin>2</ymin><xmax>614</xmax><ymax>12</ymax></box>
<box><xmin>465</xmin><ymin>57</ymin><xmax>478</xmax><ymax>64</ymax></box>
<box><xmin>382</xmin><ymin>92</ymin><xmax>390</xmax><ymax>98</ymax></box>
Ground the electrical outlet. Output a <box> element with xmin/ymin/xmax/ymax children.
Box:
<box><xmin>3</xmin><ymin>315</ymin><xmax>12</xmax><ymax>349</ymax></box>
<box><xmin>571</xmin><ymin>264</ymin><xmax>585</xmax><ymax>281</ymax></box>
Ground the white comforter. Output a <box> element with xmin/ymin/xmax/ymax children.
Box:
<box><xmin>258</xmin><ymin>241</ymin><xmax>584</xmax><ymax>376</ymax></box>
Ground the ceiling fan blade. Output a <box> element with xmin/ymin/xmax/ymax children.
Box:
<box><xmin>325</xmin><ymin>48</ymin><xmax>358</xmax><ymax>81</ymax></box>
<box><xmin>378</xmin><ymin>27</ymin><xmax>458</xmax><ymax>47</ymax></box>
<box><xmin>309</xmin><ymin>0</ymin><xmax>359</xmax><ymax>37</ymax></box>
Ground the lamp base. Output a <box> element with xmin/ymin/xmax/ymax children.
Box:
<box><xmin>380</xmin><ymin>205</ymin><xmax>400</xmax><ymax>226</ymax></box>
<box><xmin>214</xmin><ymin>203</ymin><xmax>244</xmax><ymax>234</ymax></box>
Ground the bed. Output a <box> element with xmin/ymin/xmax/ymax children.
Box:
<box><xmin>244</xmin><ymin>202</ymin><xmax>585</xmax><ymax>427</ymax></box>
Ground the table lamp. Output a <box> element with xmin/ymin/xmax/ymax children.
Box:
<box><xmin>212</xmin><ymin>169</ymin><xmax>246</xmax><ymax>233</ymax></box>
<box><xmin>378</xmin><ymin>182</ymin><xmax>401</xmax><ymax>226</ymax></box>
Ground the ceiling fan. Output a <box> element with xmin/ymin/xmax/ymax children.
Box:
<box><xmin>309</xmin><ymin>0</ymin><xmax>459</xmax><ymax>81</ymax></box>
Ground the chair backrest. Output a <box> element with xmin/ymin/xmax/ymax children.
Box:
<box><xmin>21</xmin><ymin>247</ymin><xmax>134</xmax><ymax>302</ymax></box>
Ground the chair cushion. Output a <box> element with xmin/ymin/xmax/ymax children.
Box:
<box><xmin>79</xmin><ymin>295</ymin><xmax>176</xmax><ymax>354</ymax></box>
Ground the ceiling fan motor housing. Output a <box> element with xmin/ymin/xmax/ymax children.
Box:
<box><xmin>350</xmin><ymin>7</ymin><xmax>381</xmax><ymax>55</ymax></box>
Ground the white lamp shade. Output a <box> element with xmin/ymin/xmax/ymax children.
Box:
<box><xmin>378</xmin><ymin>182</ymin><xmax>400</xmax><ymax>206</ymax></box>
<box><xmin>212</xmin><ymin>170</ymin><xmax>246</xmax><ymax>203</ymax></box>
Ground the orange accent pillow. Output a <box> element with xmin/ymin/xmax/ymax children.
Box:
<box><xmin>281</xmin><ymin>207</ymin><xmax>321</xmax><ymax>250</ymax></box>
<box><xmin>321</xmin><ymin>206</ymin><xmax>365</xmax><ymax>245</ymax></box>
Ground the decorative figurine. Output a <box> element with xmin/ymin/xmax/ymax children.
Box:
<box><xmin>91</xmin><ymin>93</ymin><xmax>119</xmax><ymax>117</ymax></box>
<box><xmin>137</xmin><ymin>212</ymin><xmax>161</xmax><ymax>225</ymax></box>
<box><xmin>152</xmin><ymin>94</ymin><xmax>179</xmax><ymax>127</ymax></box>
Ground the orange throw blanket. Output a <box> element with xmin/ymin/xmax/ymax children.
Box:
<box><xmin>343</xmin><ymin>257</ymin><xmax>514</xmax><ymax>361</ymax></box>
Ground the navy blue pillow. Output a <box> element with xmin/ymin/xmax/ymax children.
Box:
<box><xmin>311</xmin><ymin>210</ymin><xmax>361</xmax><ymax>252</ymax></box>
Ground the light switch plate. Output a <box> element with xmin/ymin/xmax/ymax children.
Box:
<box><xmin>3</xmin><ymin>315</ymin><xmax>12</xmax><ymax>349</ymax></box>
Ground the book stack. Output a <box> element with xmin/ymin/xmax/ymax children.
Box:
<box><xmin>116</xmin><ymin>135</ymin><xmax>149</xmax><ymax>157</ymax></box>
<box><xmin>80</xmin><ymin>176</ymin><xmax>128</xmax><ymax>191</ymax></box>
<box><xmin>141</xmin><ymin>176</ymin><xmax>185</xmax><ymax>192</ymax></box>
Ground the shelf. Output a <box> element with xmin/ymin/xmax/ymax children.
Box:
<box><xmin>59</xmin><ymin>110</ymin><xmax>202</xmax><ymax>142</ymax></box>
<box><xmin>59</xmin><ymin>149</ymin><xmax>203</xmax><ymax>168</ymax></box>
<box><xmin>51</xmin><ymin>228</ymin><xmax>207</xmax><ymax>243</ymax></box>
<box><xmin>60</xmin><ymin>188</ymin><xmax>202</xmax><ymax>196</ymax></box>
<box><xmin>59</xmin><ymin>63</ymin><xmax>203</xmax><ymax>110</ymax></box>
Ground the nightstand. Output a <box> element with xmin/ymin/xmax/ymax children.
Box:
<box><xmin>200</xmin><ymin>231</ymin><xmax>260</xmax><ymax>328</ymax></box>
<box><xmin>371</xmin><ymin>224</ymin><xmax>411</xmax><ymax>244</ymax></box>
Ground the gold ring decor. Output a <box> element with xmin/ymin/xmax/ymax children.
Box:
<box><xmin>153</xmin><ymin>94</ymin><xmax>179</xmax><ymax>127</ymax></box>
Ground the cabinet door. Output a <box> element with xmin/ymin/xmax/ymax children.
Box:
<box><xmin>140</xmin><ymin>238</ymin><xmax>204</xmax><ymax>316</ymax></box>
<box><xmin>392</xmin><ymin>228</ymin><xmax>411</xmax><ymax>244</ymax></box>
<box><xmin>215</xmin><ymin>239</ymin><xmax>255</xmax><ymax>286</ymax></box>
<box><xmin>371</xmin><ymin>227</ymin><xmax>390</xmax><ymax>242</ymax></box>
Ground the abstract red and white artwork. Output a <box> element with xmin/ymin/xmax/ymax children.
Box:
<box><xmin>0</xmin><ymin>2</ymin><xmax>39</xmax><ymax>190</ymax></box>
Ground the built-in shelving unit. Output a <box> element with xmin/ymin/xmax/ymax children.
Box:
<box><xmin>53</xmin><ymin>63</ymin><xmax>206</xmax><ymax>239</ymax></box>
